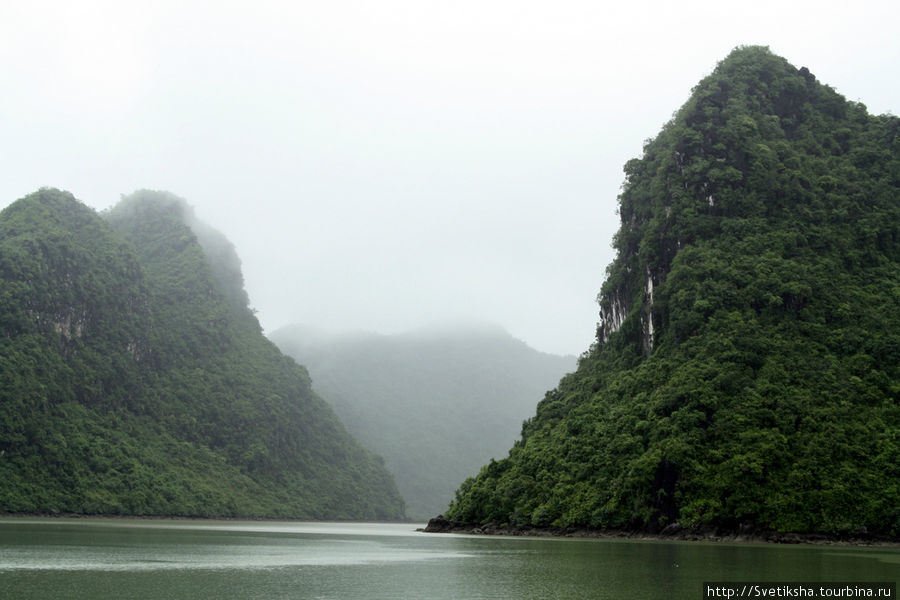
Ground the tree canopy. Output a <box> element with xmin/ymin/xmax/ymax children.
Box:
<box><xmin>0</xmin><ymin>188</ymin><xmax>405</xmax><ymax>519</ymax></box>
<box><xmin>445</xmin><ymin>46</ymin><xmax>900</xmax><ymax>536</ymax></box>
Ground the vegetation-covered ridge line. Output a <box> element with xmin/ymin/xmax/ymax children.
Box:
<box><xmin>0</xmin><ymin>188</ymin><xmax>406</xmax><ymax>520</ymax></box>
<box><xmin>420</xmin><ymin>516</ymin><xmax>900</xmax><ymax>546</ymax></box>
<box><xmin>442</xmin><ymin>45</ymin><xmax>899</xmax><ymax>537</ymax></box>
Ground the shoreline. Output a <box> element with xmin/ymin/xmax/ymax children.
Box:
<box><xmin>419</xmin><ymin>516</ymin><xmax>900</xmax><ymax>547</ymax></box>
<box><xmin>0</xmin><ymin>511</ymin><xmax>416</xmax><ymax>525</ymax></box>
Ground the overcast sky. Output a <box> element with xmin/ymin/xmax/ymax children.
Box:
<box><xmin>1</xmin><ymin>1</ymin><xmax>897</xmax><ymax>355</ymax></box>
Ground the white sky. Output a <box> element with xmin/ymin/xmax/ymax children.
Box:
<box><xmin>1</xmin><ymin>0</ymin><xmax>897</xmax><ymax>355</ymax></box>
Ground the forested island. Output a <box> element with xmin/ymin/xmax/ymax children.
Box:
<box><xmin>436</xmin><ymin>46</ymin><xmax>899</xmax><ymax>539</ymax></box>
<box><xmin>0</xmin><ymin>189</ymin><xmax>405</xmax><ymax>519</ymax></box>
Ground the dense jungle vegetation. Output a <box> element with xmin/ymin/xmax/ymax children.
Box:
<box><xmin>271</xmin><ymin>323</ymin><xmax>574</xmax><ymax>519</ymax></box>
<box><xmin>0</xmin><ymin>188</ymin><xmax>405</xmax><ymax>519</ymax></box>
<box><xmin>445</xmin><ymin>46</ymin><xmax>900</xmax><ymax>536</ymax></box>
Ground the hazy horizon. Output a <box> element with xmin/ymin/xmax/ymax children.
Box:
<box><xmin>2</xmin><ymin>0</ymin><xmax>897</xmax><ymax>355</ymax></box>
<box><xmin>269</xmin><ymin>317</ymin><xmax>580</xmax><ymax>358</ymax></box>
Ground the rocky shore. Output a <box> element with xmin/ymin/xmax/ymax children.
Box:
<box><xmin>419</xmin><ymin>515</ymin><xmax>899</xmax><ymax>546</ymax></box>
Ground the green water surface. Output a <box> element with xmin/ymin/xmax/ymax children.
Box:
<box><xmin>0</xmin><ymin>518</ymin><xmax>895</xmax><ymax>599</ymax></box>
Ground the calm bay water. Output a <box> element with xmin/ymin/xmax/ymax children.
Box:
<box><xmin>0</xmin><ymin>518</ymin><xmax>896</xmax><ymax>599</ymax></box>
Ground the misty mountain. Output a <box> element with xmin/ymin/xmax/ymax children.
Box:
<box><xmin>443</xmin><ymin>46</ymin><xmax>900</xmax><ymax>537</ymax></box>
<box><xmin>269</xmin><ymin>323</ymin><xmax>575</xmax><ymax>519</ymax></box>
<box><xmin>0</xmin><ymin>188</ymin><xmax>404</xmax><ymax>519</ymax></box>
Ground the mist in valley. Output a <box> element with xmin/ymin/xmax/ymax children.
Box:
<box><xmin>270</xmin><ymin>322</ymin><xmax>576</xmax><ymax>519</ymax></box>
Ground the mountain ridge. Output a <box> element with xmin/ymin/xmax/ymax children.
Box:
<box><xmin>0</xmin><ymin>188</ymin><xmax>405</xmax><ymax>520</ymax></box>
<box><xmin>442</xmin><ymin>46</ymin><xmax>899</xmax><ymax>537</ymax></box>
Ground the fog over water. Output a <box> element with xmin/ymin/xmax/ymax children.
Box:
<box><xmin>2</xmin><ymin>0</ymin><xmax>897</xmax><ymax>355</ymax></box>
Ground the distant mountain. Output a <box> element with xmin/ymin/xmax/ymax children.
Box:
<box><xmin>269</xmin><ymin>323</ymin><xmax>575</xmax><ymax>519</ymax></box>
<box><xmin>443</xmin><ymin>46</ymin><xmax>900</xmax><ymax>537</ymax></box>
<box><xmin>0</xmin><ymin>188</ymin><xmax>405</xmax><ymax>519</ymax></box>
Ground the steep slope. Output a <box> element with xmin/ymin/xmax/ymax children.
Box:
<box><xmin>444</xmin><ymin>46</ymin><xmax>899</xmax><ymax>536</ymax></box>
<box><xmin>0</xmin><ymin>188</ymin><xmax>405</xmax><ymax>519</ymax></box>
<box><xmin>270</xmin><ymin>323</ymin><xmax>574</xmax><ymax>519</ymax></box>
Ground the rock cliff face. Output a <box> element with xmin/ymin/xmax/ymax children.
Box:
<box><xmin>0</xmin><ymin>189</ymin><xmax>153</xmax><ymax>405</ymax></box>
<box><xmin>444</xmin><ymin>46</ymin><xmax>900</xmax><ymax>537</ymax></box>
<box><xmin>0</xmin><ymin>188</ymin><xmax>405</xmax><ymax>519</ymax></box>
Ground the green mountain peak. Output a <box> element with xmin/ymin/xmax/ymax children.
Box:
<box><xmin>0</xmin><ymin>188</ymin><xmax>405</xmax><ymax>519</ymax></box>
<box><xmin>445</xmin><ymin>47</ymin><xmax>900</xmax><ymax>536</ymax></box>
